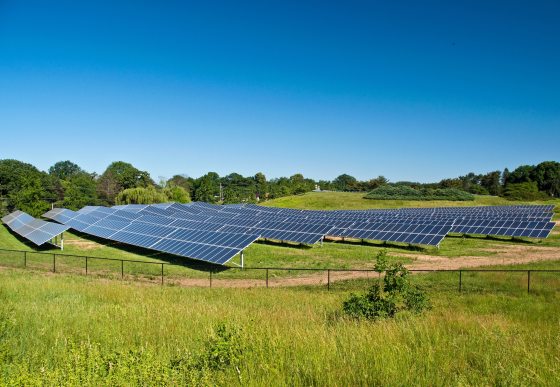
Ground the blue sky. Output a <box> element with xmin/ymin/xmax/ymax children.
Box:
<box><xmin>1</xmin><ymin>1</ymin><xmax>558</xmax><ymax>183</ymax></box>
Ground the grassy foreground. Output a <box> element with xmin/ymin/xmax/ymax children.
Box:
<box><xmin>0</xmin><ymin>265</ymin><xmax>559</xmax><ymax>386</ymax></box>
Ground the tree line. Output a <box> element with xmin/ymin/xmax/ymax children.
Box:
<box><xmin>0</xmin><ymin>159</ymin><xmax>558</xmax><ymax>217</ymax></box>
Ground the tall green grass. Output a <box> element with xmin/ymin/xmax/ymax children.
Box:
<box><xmin>0</xmin><ymin>266</ymin><xmax>559</xmax><ymax>385</ymax></box>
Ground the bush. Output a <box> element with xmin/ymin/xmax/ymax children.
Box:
<box><xmin>503</xmin><ymin>182</ymin><xmax>550</xmax><ymax>201</ymax></box>
<box><xmin>342</xmin><ymin>252</ymin><xmax>430</xmax><ymax>320</ymax></box>
<box><xmin>202</xmin><ymin>323</ymin><xmax>244</xmax><ymax>371</ymax></box>
<box><xmin>364</xmin><ymin>185</ymin><xmax>474</xmax><ymax>201</ymax></box>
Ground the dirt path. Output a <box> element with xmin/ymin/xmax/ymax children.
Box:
<box><xmin>164</xmin><ymin>244</ymin><xmax>560</xmax><ymax>288</ymax></box>
<box><xmin>3</xmin><ymin>244</ymin><xmax>559</xmax><ymax>289</ymax></box>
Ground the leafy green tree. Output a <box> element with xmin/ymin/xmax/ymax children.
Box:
<box><xmin>268</xmin><ymin>177</ymin><xmax>292</xmax><ymax>198</ymax></box>
<box><xmin>364</xmin><ymin>176</ymin><xmax>389</xmax><ymax>191</ymax></box>
<box><xmin>97</xmin><ymin>161</ymin><xmax>153</xmax><ymax>204</ymax></box>
<box><xmin>167</xmin><ymin>174</ymin><xmax>194</xmax><ymax>198</ymax></box>
<box><xmin>163</xmin><ymin>185</ymin><xmax>191</xmax><ymax>203</ymax></box>
<box><xmin>501</xmin><ymin>168</ymin><xmax>510</xmax><ymax>187</ymax></box>
<box><xmin>254</xmin><ymin>172</ymin><xmax>267</xmax><ymax>200</ymax></box>
<box><xmin>480</xmin><ymin>171</ymin><xmax>502</xmax><ymax>196</ymax></box>
<box><xmin>532</xmin><ymin>161</ymin><xmax>560</xmax><ymax>197</ymax></box>
<box><xmin>115</xmin><ymin>186</ymin><xmax>169</xmax><ymax>205</ymax></box>
<box><xmin>194</xmin><ymin>172</ymin><xmax>221</xmax><ymax>203</ymax></box>
<box><xmin>317</xmin><ymin>180</ymin><xmax>333</xmax><ymax>191</ymax></box>
<box><xmin>507</xmin><ymin>165</ymin><xmax>534</xmax><ymax>184</ymax></box>
<box><xmin>0</xmin><ymin>159</ymin><xmax>55</xmax><ymax>216</ymax></box>
<box><xmin>333</xmin><ymin>174</ymin><xmax>358</xmax><ymax>191</ymax></box>
<box><xmin>60</xmin><ymin>172</ymin><xmax>99</xmax><ymax>210</ymax></box>
<box><xmin>48</xmin><ymin>161</ymin><xmax>83</xmax><ymax>180</ymax></box>
<box><xmin>503</xmin><ymin>182</ymin><xmax>549</xmax><ymax>201</ymax></box>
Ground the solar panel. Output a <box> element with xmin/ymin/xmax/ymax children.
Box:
<box><xmin>40</xmin><ymin>202</ymin><xmax>556</xmax><ymax>264</ymax></box>
<box><xmin>43</xmin><ymin>206</ymin><xmax>260</xmax><ymax>265</ymax></box>
<box><xmin>2</xmin><ymin>210</ymin><xmax>70</xmax><ymax>246</ymax></box>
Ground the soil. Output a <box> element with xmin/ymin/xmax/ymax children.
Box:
<box><xmin>164</xmin><ymin>244</ymin><xmax>560</xmax><ymax>288</ymax></box>
<box><xmin>63</xmin><ymin>239</ymin><xmax>101</xmax><ymax>250</ymax></box>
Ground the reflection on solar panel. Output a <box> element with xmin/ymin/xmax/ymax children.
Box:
<box><xmin>43</xmin><ymin>207</ymin><xmax>260</xmax><ymax>265</ymax></box>
<box><xmin>42</xmin><ymin>202</ymin><xmax>556</xmax><ymax>264</ymax></box>
<box><xmin>2</xmin><ymin>210</ymin><xmax>69</xmax><ymax>246</ymax></box>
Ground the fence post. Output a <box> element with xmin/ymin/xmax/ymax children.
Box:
<box><xmin>459</xmin><ymin>270</ymin><xmax>462</xmax><ymax>292</ymax></box>
<box><xmin>266</xmin><ymin>268</ymin><xmax>269</xmax><ymax>288</ymax></box>
<box><xmin>23</xmin><ymin>251</ymin><xmax>27</xmax><ymax>268</ymax></box>
<box><xmin>53</xmin><ymin>254</ymin><xmax>56</xmax><ymax>273</ymax></box>
<box><xmin>121</xmin><ymin>260</ymin><xmax>124</xmax><ymax>279</ymax></box>
<box><xmin>327</xmin><ymin>269</ymin><xmax>330</xmax><ymax>291</ymax></box>
<box><xmin>209</xmin><ymin>271</ymin><xmax>212</xmax><ymax>288</ymax></box>
<box><xmin>161</xmin><ymin>263</ymin><xmax>164</xmax><ymax>285</ymax></box>
<box><xmin>527</xmin><ymin>270</ymin><xmax>531</xmax><ymax>293</ymax></box>
<box><xmin>85</xmin><ymin>256</ymin><xmax>88</xmax><ymax>275</ymax></box>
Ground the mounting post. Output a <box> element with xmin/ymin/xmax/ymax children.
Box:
<box><xmin>60</xmin><ymin>233</ymin><xmax>64</xmax><ymax>251</ymax></box>
<box><xmin>240</xmin><ymin>250</ymin><xmax>244</xmax><ymax>269</ymax></box>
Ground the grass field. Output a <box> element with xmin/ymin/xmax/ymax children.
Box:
<box><xmin>0</xmin><ymin>262</ymin><xmax>559</xmax><ymax>385</ymax></box>
<box><xmin>262</xmin><ymin>191</ymin><xmax>560</xmax><ymax>212</ymax></box>
<box><xmin>0</xmin><ymin>193</ymin><xmax>559</xmax><ymax>385</ymax></box>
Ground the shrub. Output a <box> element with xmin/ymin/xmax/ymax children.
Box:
<box><xmin>364</xmin><ymin>185</ymin><xmax>474</xmax><ymax>201</ymax></box>
<box><xmin>202</xmin><ymin>323</ymin><xmax>244</xmax><ymax>371</ymax></box>
<box><xmin>342</xmin><ymin>254</ymin><xmax>430</xmax><ymax>320</ymax></box>
<box><xmin>503</xmin><ymin>182</ymin><xmax>550</xmax><ymax>201</ymax></box>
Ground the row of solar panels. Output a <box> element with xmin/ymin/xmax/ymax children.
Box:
<box><xmin>111</xmin><ymin>202</ymin><xmax>555</xmax><ymax>239</ymax></box>
<box><xmin>44</xmin><ymin>205</ymin><xmax>456</xmax><ymax>248</ymax></box>
<box><xmin>1</xmin><ymin>211</ymin><xmax>70</xmax><ymax>246</ymax></box>
<box><xmin>36</xmin><ymin>203</ymin><xmax>556</xmax><ymax>266</ymax></box>
<box><xmin>3</xmin><ymin>203</ymin><xmax>554</xmax><ymax>266</ymax></box>
<box><xmin>42</xmin><ymin>207</ymin><xmax>259</xmax><ymax>264</ymax></box>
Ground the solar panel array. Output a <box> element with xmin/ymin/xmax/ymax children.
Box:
<box><xmin>42</xmin><ymin>207</ymin><xmax>259</xmax><ymax>265</ymax></box>
<box><xmin>2</xmin><ymin>210</ymin><xmax>70</xmax><ymax>246</ymax></box>
<box><xmin>41</xmin><ymin>202</ymin><xmax>556</xmax><ymax>265</ymax></box>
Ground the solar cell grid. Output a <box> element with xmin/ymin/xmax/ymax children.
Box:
<box><xmin>2</xmin><ymin>210</ymin><xmax>70</xmax><ymax>246</ymax></box>
<box><xmin>38</xmin><ymin>202</ymin><xmax>555</xmax><ymax>264</ymax></box>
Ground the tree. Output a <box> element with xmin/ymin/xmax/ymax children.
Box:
<box><xmin>0</xmin><ymin>159</ymin><xmax>55</xmax><ymax>216</ymax></box>
<box><xmin>503</xmin><ymin>182</ymin><xmax>548</xmax><ymax>201</ymax></box>
<box><xmin>167</xmin><ymin>174</ymin><xmax>194</xmax><ymax>198</ymax></box>
<box><xmin>507</xmin><ymin>165</ymin><xmax>534</xmax><ymax>184</ymax></box>
<box><xmin>532</xmin><ymin>161</ymin><xmax>560</xmax><ymax>197</ymax></box>
<box><xmin>501</xmin><ymin>168</ymin><xmax>510</xmax><ymax>187</ymax></box>
<box><xmin>48</xmin><ymin>161</ymin><xmax>83</xmax><ymax>180</ymax></box>
<box><xmin>333</xmin><ymin>174</ymin><xmax>358</xmax><ymax>191</ymax></box>
<box><xmin>60</xmin><ymin>172</ymin><xmax>99</xmax><ymax>210</ymax></box>
<box><xmin>194</xmin><ymin>172</ymin><xmax>221</xmax><ymax>203</ymax></box>
<box><xmin>97</xmin><ymin>161</ymin><xmax>153</xmax><ymax>204</ymax></box>
<box><xmin>163</xmin><ymin>185</ymin><xmax>191</xmax><ymax>203</ymax></box>
<box><xmin>254</xmin><ymin>172</ymin><xmax>267</xmax><ymax>200</ymax></box>
<box><xmin>115</xmin><ymin>186</ymin><xmax>169</xmax><ymax>205</ymax></box>
<box><xmin>480</xmin><ymin>171</ymin><xmax>502</xmax><ymax>196</ymax></box>
<box><xmin>364</xmin><ymin>176</ymin><xmax>389</xmax><ymax>191</ymax></box>
<box><xmin>288</xmin><ymin>173</ymin><xmax>314</xmax><ymax>195</ymax></box>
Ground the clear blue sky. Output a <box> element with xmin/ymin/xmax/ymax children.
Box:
<box><xmin>1</xmin><ymin>1</ymin><xmax>558</xmax><ymax>183</ymax></box>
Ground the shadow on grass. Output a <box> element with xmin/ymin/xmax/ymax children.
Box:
<box><xmin>323</xmin><ymin>237</ymin><xmax>428</xmax><ymax>252</ymax></box>
<box><xmin>255</xmin><ymin>239</ymin><xmax>313</xmax><ymax>249</ymax></box>
<box><xmin>446</xmin><ymin>233</ymin><xmax>537</xmax><ymax>245</ymax></box>
<box><xmin>50</xmin><ymin>230</ymin><xmax>229</xmax><ymax>273</ymax></box>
